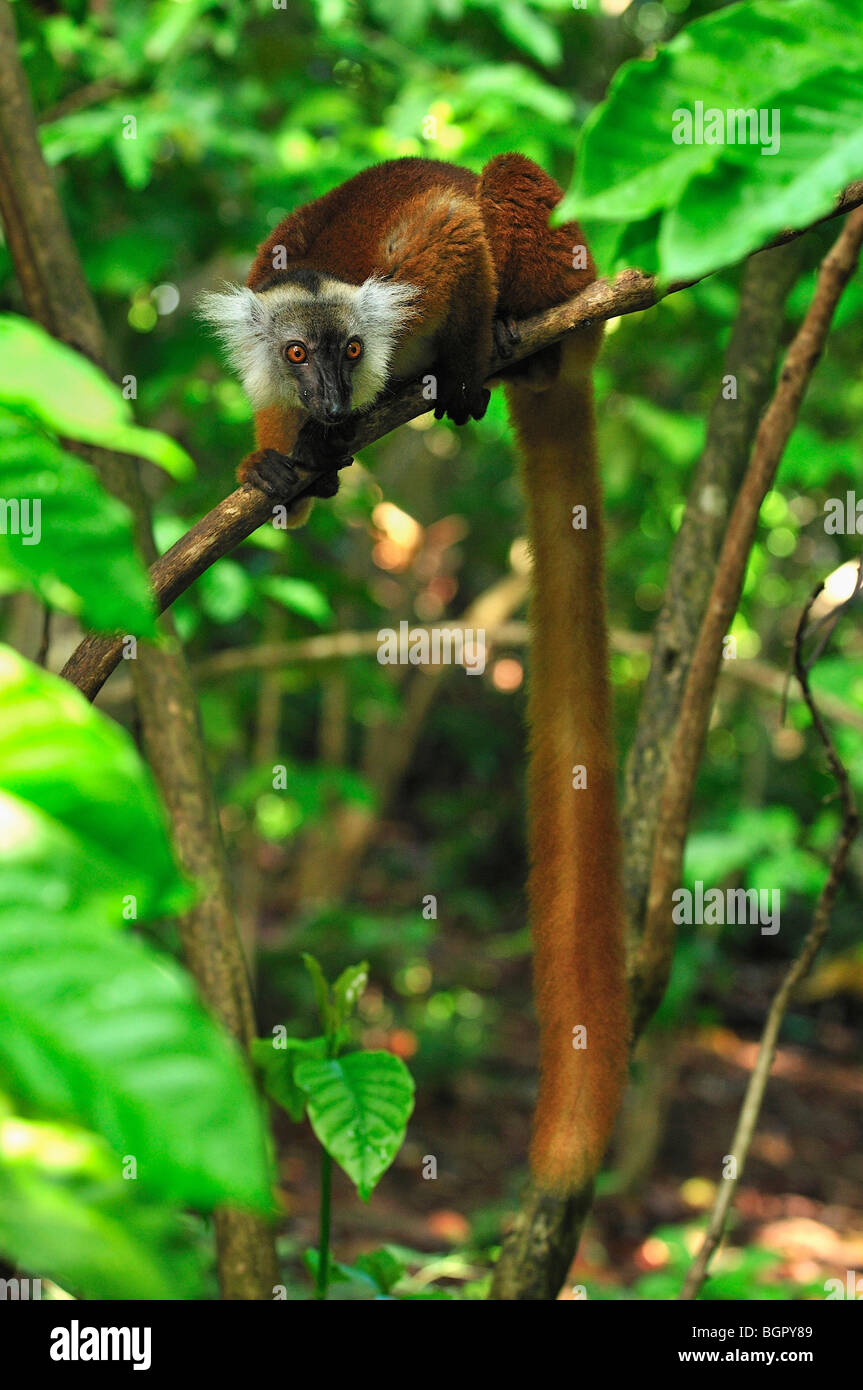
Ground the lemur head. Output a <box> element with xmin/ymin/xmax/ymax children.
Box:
<box><xmin>198</xmin><ymin>269</ymin><xmax>418</xmax><ymax>422</ymax></box>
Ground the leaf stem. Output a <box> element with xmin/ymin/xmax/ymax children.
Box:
<box><xmin>316</xmin><ymin>1149</ymin><xmax>332</xmax><ymax>1300</ymax></box>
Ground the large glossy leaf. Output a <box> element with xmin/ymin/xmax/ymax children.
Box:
<box><xmin>0</xmin><ymin>315</ymin><xmax>194</xmax><ymax>478</ymax></box>
<box><xmin>0</xmin><ymin>1109</ymin><xmax>208</xmax><ymax>1300</ymax></box>
<box><xmin>295</xmin><ymin>1052</ymin><xmax>414</xmax><ymax>1201</ymax></box>
<box><xmin>563</xmin><ymin>0</ymin><xmax>863</xmax><ymax>280</ymax></box>
<box><xmin>0</xmin><ymin>791</ymin><xmax>155</xmax><ymax>935</ymax></box>
<box><xmin>0</xmin><ymin>914</ymin><xmax>274</xmax><ymax>1213</ymax></box>
<box><xmin>0</xmin><ymin>646</ymin><xmax>185</xmax><ymax>922</ymax></box>
<box><xmin>0</xmin><ymin>411</ymin><xmax>156</xmax><ymax>635</ymax></box>
<box><xmin>661</xmin><ymin>67</ymin><xmax>863</xmax><ymax>280</ymax></box>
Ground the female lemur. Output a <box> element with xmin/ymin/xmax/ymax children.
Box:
<box><xmin>200</xmin><ymin>155</ymin><xmax>628</xmax><ymax>1196</ymax></box>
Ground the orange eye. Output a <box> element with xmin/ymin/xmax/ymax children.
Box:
<box><xmin>284</xmin><ymin>343</ymin><xmax>307</xmax><ymax>364</ymax></box>
<box><xmin>345</xmin><ymin>339</ymin><xmax>363</xmax><ymax>360</ymax></box>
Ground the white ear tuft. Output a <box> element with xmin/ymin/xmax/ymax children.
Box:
<box><xmin>347</xmin><ymin>277</ymin><xmax>421</xmax><ymax>409</ymax></box>
<box><xmin>196</xmin><ymin>284</ymin><xmax>263</xmax><ymax>338</ymax></box>
<box><xmin>196</xmin><ymin>284</ymin><xmax>281</xmax><ymax>408</ymax></box>
<box><xmin>355</xmin><ymin>276</ymin><xmax>420</xmax><ymax>333</ymax></box>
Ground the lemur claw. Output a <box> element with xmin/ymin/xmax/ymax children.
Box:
<box><xmin>493</xmin><ymin>315</ymin><xmax>521</xmax><ymax>359</ymax></box>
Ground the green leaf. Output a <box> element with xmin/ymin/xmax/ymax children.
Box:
<box><xmin>40</xmin><ymin>107</ymin><xmax>122</xmax><ymax>166</ymax></box>
<box><xmin>0</xmin><ymin>648</ymin><xmax>186</xmax><ymax>920</ymax></box>
<box><xmin>0</xmin><ymin>411</ymin><xmax>156</xmax><ymax>635</ymax></box>
<box><xmin>0</xmin><ymin>1110</ymin><xmax>207</xmax><ymax>1300</ymax></box>
<box><xmin>251</xmin><ymin>1034</ymin><xmax>327</xmax><ymax>1122</ymax></box>
<box><xmin>621</xmin><ymin>397</ymin><xmax>704</xmax><ymax>468</ymax></box>
<box><xmin>660</xmin><ymin>66</ymin><xmax>863</xmax><ymax>281</ymax></box>
<box><xmin>354</xmin><ymin>1245</ymin><xmax>405</xmax><ymax>1294</ymax></box>
<box><xmin>0</xmin><ymin>646</ymin><xmax>186</xmax><ymax>923</ymax></box>
<box><xmin>113</xmin><ymin>120</ymin><xmax>162</xmax><ymax>190</ymax></box>
<box><xmin>295</xmin><ymin>1052</ymin><xmax>414</xmax><ymax>1200</ymax></box>
<box><xmin>302</xmin><ymin>952</ymin><xmax>334</xmax><ymax>1035</ymax></box>
<box><xmin>459</xmin><ymin>64</ymin><xmax>574</xmax><ymax>124</ymax></box>
<box><xmin>0</xmin><ymin>915</ymin><xmax>274</xmax><ymax>1213</ymax></box>
<box><xmin>200</xmin><ymin>558</ymin><xmax>254</xmax><ymax>623</ymax></box>
<box><xmin>302</xmin><ymin>1247</ymin><xmax>372</xmax><ymax>1290</ymax></box>
<box><xmin>491</xmin><ymin>0</ymin><xmax>561</xmax><ymax>69</ymax></box>
<box><xmin>259</xmin><ymin>576</ymin><xmax>334</xmax><ymax>625</ymax></box>
<box><xmin>562</xmin><ymin>0</ymin><xmax>863</xmax><ymax>280</ymax></box>
<box><xmin>0</xmin><ymin>653</ymin><xmax>270</xmax><ymax>1217</ymax></box>
<box><xmin>0</xmin><ymin>316</ymin><xmax>194</xmax><ymax>479</ymax></box>
<box><xmin>331</xmin><ymin>961</ymin><xmax>369</xmax><ymax>1030</ymax></box>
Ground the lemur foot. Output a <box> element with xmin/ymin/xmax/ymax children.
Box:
<box><xmin>433</xmin><ymin>378</ymin><xmax>491</xmax><ymax>426</ymax></box>
<box><xmin>492</xmin><ymin>315</ymin><xmax>521</xmax><ymax>360</ymax></box>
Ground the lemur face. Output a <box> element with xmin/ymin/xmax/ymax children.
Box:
<box><xmin>198</xmin><ymin>271</ymin><xmax>418</xmax><ymax>420</ymax></box>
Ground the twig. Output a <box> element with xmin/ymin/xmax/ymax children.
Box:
<box><xmin>38</xmin><ymin>78</ymin><xmax>119</xmax><ymax>125</ymax></box>
<box><xmin>634</xmin><ymin>205</ymin><xmax>863</xmax><ymax>1033</ymax></box>
<box><xmin>622</xmin><ymin>240</ymin><xmax>805</xmax><ymax>959</ymax></box>
<box><xmin>35</xmin><ymin>606</ymin><xmax>51</xmax><ymax>668</ymax></box>
<box><xmin>679</xmin><ymin>581</ymin><xmax>859</xmax><ymax>1300</ymax></box>
<box><xmin>60</xmin><ymin>179</ymin><xmax>863</xmax><ymax>702</ymax></box>
<box><xmin>96</xmin><ymin>623</ymin><xmax>863</xmax><ymax>735</ymax></box>
<box><xmin>294</xmin><ymin>571</ymin><xmax>529</xmax><ymax>903</ymax></box>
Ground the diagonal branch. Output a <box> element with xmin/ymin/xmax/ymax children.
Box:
<box><xmin>61</xmin><ymin>179</ymin><xmax>863</xmax><ymax>701</ymax></box>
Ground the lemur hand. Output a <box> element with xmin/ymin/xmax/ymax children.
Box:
<box><xmin>240</xmin><ymin>442</ymin><xmax>351</xmax><ymax>502</ymax></box>
<box><xmin>433</xmin><ymin>371</ymin><xmax>491</xmax><ymax>426</ymax></box>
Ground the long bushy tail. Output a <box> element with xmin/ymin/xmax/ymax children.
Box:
<box><xmin>505</xmin><ymin>336</ymin><xmax>629</xmax><ymax>1193</ymax></box>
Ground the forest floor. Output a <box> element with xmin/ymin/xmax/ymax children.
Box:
<box><xmin>266</xmin><ymin>947</ymin><xmax>863</xmax><ymax>1300</ymax></box>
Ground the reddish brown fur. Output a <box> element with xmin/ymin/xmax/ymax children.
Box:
<box><xmin>482</xmin><ymin>156</ymin><xmax>628</xmax><ymax>1191</ymax></box>
<box><xmin>242</xmin><ymin>156</ymin><xmax>629</xmax><ymax>1192</ymax></box>
<box><xmin>506</xmin><ymin>347</ymin><xmax>629</xmax><ymax>1191</ymax></box>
